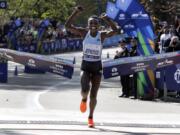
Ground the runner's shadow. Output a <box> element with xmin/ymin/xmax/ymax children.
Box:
<box><xmin>95</xmin><ymin>127</ymin><xmax>151</xmax><ymax>135</ymax></box>
<box><xmin>0</xmin><ymin>130</ymin><xmax>35</xmax><ymax>135</ymax></box>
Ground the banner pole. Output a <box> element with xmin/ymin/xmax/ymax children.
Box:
<box><xmin>163</xmin><ymin>68</ymin><xmax>167</xmax><ymax>99</ymax></box>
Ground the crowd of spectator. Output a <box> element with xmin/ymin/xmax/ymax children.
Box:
<box><xmin>0</xmin><ymin>17</ymin><xmax>120</xmax><ymax>54</ymax></box>
<box><xmin>154</xmin><ymin>15</ymin><xmax>180</xmax><ymax>53</ymax></box>
<box><xmin>0</xmin><ymin>17</ymin><xmax>84</xmax><ymax>54</ymax></box>
<box><xmin>113</xmin><ymin>15</ymin><xmax>180</xmax><ymax>100</ymax></box>
<box><xmin>0</xmin><ymin>15</ymin><xmax>179</xmax><ymax>55</ymax></box>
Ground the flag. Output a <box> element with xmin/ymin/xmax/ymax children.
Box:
<box><xmin>106</xmin><ymin>0</ymin><xmax>156</xmax><ymax>99</ymax></box>
<box><xmin>106</xmin><ymin>2</ymin><xmax>120</xmax><ymax>20</ymax></box>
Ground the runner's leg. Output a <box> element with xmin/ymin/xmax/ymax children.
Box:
<box><xmin>81</xmin><ymin>71</ymin><xmax>91</xmax><ymax>102</ymax></box>
<box><xmin>89</xmin><ymin>74</ymin><xmax>101</xmax><ymax>119</ymax></box>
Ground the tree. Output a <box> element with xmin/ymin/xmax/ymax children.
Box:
<box><xmin>0</xmin><ymin>0</ymin><xmax>109</xmax><ymax>26</ymax></box>
<box><xmin>71</xmin><ymin>0</ymin><xmax>107</xmax><ymax>26</ymax></box>
<box><xmin>139</xmin><ymin>0</ymin><xmax>177</xmax><ymax>23</ymax></box>
<box><xmin>0</xmin><ymin>0</ymin><xmax>76</xmax><ymax>25</ymax></box>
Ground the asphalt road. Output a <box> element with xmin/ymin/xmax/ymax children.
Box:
<box><xmin>0</xmin><ymin>48</ymin><xmax>180</xmax><ymax>135</ymax></box>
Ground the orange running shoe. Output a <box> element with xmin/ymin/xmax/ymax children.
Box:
<box><xmin>80</xmin><ymin>100</ymin><xmax>87</xmax><ymax>113</ymax></box>
<box><xmin>88</xmin><ymin>118</ymin><xmax>94</xmax><ymax>128</ymax></box>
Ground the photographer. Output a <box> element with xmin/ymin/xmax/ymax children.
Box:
<box><xmin>160</xmin><ymin>26</ymin><xmax>172</xmax><ymax>53</ymax></box>
<box><xmin>166</xmin><ymin>36</ymin><xmax>180</xmax><ymax>52</ymax></box>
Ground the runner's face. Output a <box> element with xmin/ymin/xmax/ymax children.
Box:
<box><xmin>88</xmin><ymin>18</ymin><xmax>99</xmax><ymax>33</ymax></box>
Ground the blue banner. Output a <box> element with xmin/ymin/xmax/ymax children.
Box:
<box><xmin>156</xmin><ymin>64</ymin><xmax>180</xmax><ymax>92</ymax></box>
<box><xmin>116</xmin><ymin>0</ymin><xmax>143</xmax><ymax>15</ymax></box>
<box><xmin>0</xmin><ymin>49</ymin><xmax>74</xmax><ymax>79</ymax></box>
<box><xmin>103</xmin><ymin>51</ymin><xmax>180</xmax><ymax>79</ymax></box>
<box><xmin>116</xmin><ymin>0</ymin><xmax>134</xmax><ymax>12</ymax></box>
<box><xmin>16</xmin><ymin>38</ymin><xmax>83</xmax><ymax>54</ymax></box>
<box><xmin>0</xmin><ymin>60</ymin><xmax>7</xmax><ymax>83</ymax></box>
<box><xmin>37</xmin><ymin>19</ymin><xmax>51</xmax><ymax>53</ymax></box>
<box><xmin>7</xmin><ymin>19</ymin><xmax>23</xmax><ymax>49</ymax></box>
<box><xmin>165</xmin><ymin>65</ymin><xmax>180</xmax><ymax>91</ymax></box>
<box><xmin>38</xmin><ymin>19</ymin><xmax>51</xmax><ymax>38</ymax></box>
<box><xmin>106</xmin><ymin>2</ymin><xmax>119</xmax><ymax>20</ymax></box>
<box><xmin>108</xmin><ymin>0</ymin><xmax>156</xmax><ymax>97</ymax></box>
<box><xmin>106</xmin><ymin>0</ymin><xmax>155</xmax><ymax>41</ymax></box>
<box><xmin>103</xmin><ymin>56</ymin><xmax>154</xmax><ymax>78</ymax></box>
<box><xmin>122</xmin><ymin>21</ymin><xmax>137</xmax><ymax>37</ymax></box>
<box><xmin>106</xmin><ymin>1</ymin><xmax>137</xmax><ymax>37</ymax></box>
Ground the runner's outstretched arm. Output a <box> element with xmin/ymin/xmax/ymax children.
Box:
<box><xmin>100</xmin><ymin>13</ymin><xmax>118</xmax><ymax>42</ymax></box>
<box><xmin>65</xmin><ymin>6</ymin><xmax>87</xmax><ymax>38</ymax></box>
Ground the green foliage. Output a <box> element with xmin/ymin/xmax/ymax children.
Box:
<box><xmin>0</xmin><ymin>0</ymin><xmax>177</xmax><ymax>26</ymax></box>
<box><xmin>139</xmin><ymin>0</ymin><xmax>177</xmax><ymax>23</ymax></box>
<box><xmin>0</xmin><ymin>0</ymin><xmax>76</xmax><ymax>24</ymax></box>
<box><xmin>73</xmin><ymin>0</ymin><xmax>107</xmax><ymax>26</ymax></box>
<box><xmin>0</xmin><ymin>0</ymin><xmax>108</xmax><ymax>25</ymax></box>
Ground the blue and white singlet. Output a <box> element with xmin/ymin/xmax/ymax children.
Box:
<box><xmin>82</xmin><ymin>31</ymin><xmax>102</xmax><ymax>62</ymax></box>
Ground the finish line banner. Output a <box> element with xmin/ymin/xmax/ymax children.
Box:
<box><xmin>103</xmin><ymin>51</ymin><xmax>180</xmax><ymax>79</ymax></box>
<box><xmin>0</xmin><ymin>49</ymin><xmax>74</xmax><ymax>79</ymax></box>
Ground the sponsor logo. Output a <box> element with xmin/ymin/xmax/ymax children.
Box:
<box><xmin>131</xmin><ymin>62</ymin><xmax>149</xmax><ymax>72</ymax></box>
<box><xmin>118</xmin><ymin>13</ymin><xmax>126</xmax><ymax>20</ymax></box>
<box><xmin>55</xmin><ymin>64</ymin><xmax>63</xmax><ymax>69</ymax></box>
<box><xmin>157</xmin><ymin>59</ymin><xmax>174</xmax><ymax>68</ymax></box>
<box><xmin>131</xmin><ymin>11</ymin><xmax>148</xmax><ymax>19</ymax></box>
<box><xmin>124</xmin><ymin>24</ymin><xmax>135</xmax><ymax>29</ymax></box>
<box><xmin>112</xmin><ymin>67</ymin><xmax>118</xmax><ymax>73</ymax></box>
<box><xmin>174</xmin><ymin>69</ymin><xmax>180</xmax><ymax>84</ymax></box>
<box><xmin>27</xmin><ymin>59</ymin><xmax>36</xmax><ymax>67</ymax></box>
<box><xmin>111</xmin><ymin>67</ymin><xmax>118</xmax><ymax>76</ymax></box>
<box><xmin>49</xmin><ymin>64</ymin><xmax>66</xmax><ymax>75</ymax></box>
<box><xmin>136</xmin><ymin>63</ymin><xmax>144</xmax><ymax>66</ymax></box>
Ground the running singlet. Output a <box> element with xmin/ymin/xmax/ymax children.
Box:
<box><xmin>83</xmin><ymin>31</ymin><xmax>102</xmax><ymax>62</ymax></box>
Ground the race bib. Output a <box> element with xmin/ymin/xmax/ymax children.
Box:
<box><xmin>84</xmin><ymin>44</ymin><xmax>101</xmax><ymax>56</ymax></box>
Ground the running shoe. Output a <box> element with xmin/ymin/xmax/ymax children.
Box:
<box><xmin>80</xmin><ymin>100</ymin><xmax>87</xmax><ymax>113</ymax></box>
<box><xmin>88</xmin><ymin>118</ymin><xmax>94</xmax><ymax>128</ymax></box>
